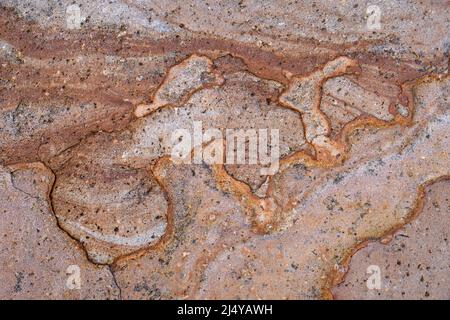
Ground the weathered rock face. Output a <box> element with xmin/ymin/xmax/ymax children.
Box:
<box><xmin>0</xmin><ymin>163</ymin><xmax>119</xmax><ymax>299</ymax></box>
<box><xmin>332</xmin><ymin>179</ymin><xmax>450</xmax><ymax>300</ymax></box>
<box><xmin>0</xmin><ymin>1</ymin><xmax>448</xmax><ymax>299</ymax></box>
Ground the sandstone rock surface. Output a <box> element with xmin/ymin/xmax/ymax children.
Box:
<box><xmin>0</xmin><ymin>0</ymin><xmax>448</xmax><ymax>299</ymax></box>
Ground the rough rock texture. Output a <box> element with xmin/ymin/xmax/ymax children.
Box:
<box><xmin>0</xmin><ymin>0</ymin><xmax>448</xmax><ymax>299</ymax></box>
<box><xmin>332</xmin><ymin>179</ymin><xmax>449</xmax><ymax>300</ymax></box>
<box><xmin>0</xmin><ymin>163</ymin><xmax>119</xmax><ymax>299</ymax></box>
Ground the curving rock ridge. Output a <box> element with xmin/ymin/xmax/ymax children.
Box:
<box><xmin>46</xmin><ymin>53</ymin><xmax>421</xmax><ymax>265</ymax></box>
<box><xmin>332</xmin><ymin>179</ymin><xmax>449</xmax><ymax>300</ymax></box>
<box><xmin>112</xmin><ymin>74</ymin><xmax>449</xmax><ymax>299</ymax></box>
<box><xmin>0</xmin><ymin>163</ymin><xmax>120</xmax><ymax>299</ymax></box>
